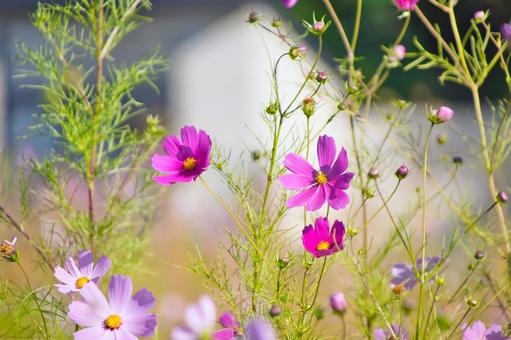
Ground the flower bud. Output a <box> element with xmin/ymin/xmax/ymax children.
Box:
<box><xmin>311</xmin><ymin>21</ymin><xmax>326</xmax><ymax>35</ymax></box>
<box><xmin>428</xmin><ymin>106</ymin><xmax>454</xmax><ymax>124</ymax></box>
<box><xmin>251</xmin><ymin>150</ymin><xmax>261</xmax><ymax>161</ymax></box>
<box><xmin>466</xmin><ymin>298</ymin><xmax>478</xmax><ymax>308</ymax></box>
<box><xmin>474</xmin><ymin>250</ymin><xmax>485</xmax><ymax>260</ymax></box>
<box><xmin>269</xmin><ymin>304</ymin><xmax>282</xmax><ymax>317</ymax></box>
<box><xmin>272</xmin><ymin>18</ymin><xmax>283</xmax><ymax>28</ymax></box>
<box><xmin>302</xmin><ymin>97</ymin><xmax>316</xmax><ymax>118</ymax></box>
<box><xmin>452</xmin><ymin>156</ymin><xmax>463</xmax><ymax>166</ymax></box>
<box><xmin>346</xmin><ymin>226</ymin><xmax>359</xmax><ymax>238</ymax></box>
<box><xmin>0</xmin><ymin>237</ymin><xmax>18</xmax><ymax>262</ymax></box>
<box><xmin>434</xmin><ymin>276</ymin><xmax>445</xmax><ymax>286</ymax></box>
<box><xmin>368</xmin><ymin>167</ymin><xmax>380</xmax><ymax>179</ymax></box>
<box><xmin>389</xmin><ymin>44</ymin><xmax>406</xmax><ymax>63</ymax></box>
<box><xmin>468</xmin><ymin>263</ymin><xmax>477</xmax><ymax>270</ymax></box>
<box><xmin>289</xmin><ymin>45</ymin><xmax>307</xmax><ymax>60</ymax></box>
<box><xmin>436</xmin><ymin>133</ymin><xmax>448</xmax><ymax>145</ymax></box>
<box><xmin>266</xmin><ymin>102</ymin><xmax>278</xmax><ymax>115</ymax></box>
<box><xmin>219</xmin><ymin>311</ymin><xmax>239</xmax><ymax>330</ymax></box>
<box><xmin>474</xmin><ymin>10</ymin><xmax>485</xmax><ymax>21</ymax></box>
<box><xmin>330</xmin><ymin>292</ymin><xmax>348</xmax><ymax>314</ymax></box>
<box><xmin>277</xmin><ymin>254</ymin><xmax>290</xmax><ymax>268</ymax></box>
<box><xmin>363</xmin><ymin>188</ymin><xmax>375</xmax><ymax>199</ymax></box>
<box><xmin>316</xmin><ymin>71</ymin><xmax>328</xmax><ymax>84</ymax></box>
<box><xmin>395</xmin><ymin>165</ymin><xmax>409</xmax><ymax>180</ymax></box>
<box><xmin>497</xmin><ymin>191</ymin><xmax>509</xmax><ymax>203</ymax></box>
<box><xmin>313</xmin><ymin>306</ymin><xmax>325</xmax><ymax>320</ymax></box>
<box><xmin>246</xmin><ymin>11</ymin><xmax>259</xmax><ymax>24</ymax></box>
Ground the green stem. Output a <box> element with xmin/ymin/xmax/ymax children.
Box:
<box><xmin>351</xmin><ymin>0</ymin><xmax>363</xmax><ymax>52</ymax></box>
<box><xmin>17</xmin><ymin>261</ymin><xmax>48</xmax><ymax>337</ymax></box>
<box><xmin>416</xmin><ymin>123</ymin><xmax>434</xmax><ymax>339</ymax></box>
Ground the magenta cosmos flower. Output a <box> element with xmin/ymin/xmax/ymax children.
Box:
<box><xmin>302</xmin><ymin>217</ymin><xmax>346</xmax><ymax>258</ymax></box>
<box><xmin>395</xmin><ymin>0</ymin><xmax>419</xmax><ymax>11</ymax></box>
<box><xmin>171</xmin><ymin>295</ymin><xmax>235</xmax><ymax>340</ymax></box>
<box><xmin>152</xmin><ymin>125</ymin><xmax>211</xmax><ymax>185</ymax></box>
<box><xmin>54</xmin><ymin>250</ymin><xmax>111</xmax><ymax>294</ymax></box>
<box><xmin>463</xmin><ymin>321</ymin><xmax>509</xmax><ymax>340</ymax></box>
<box><xmin>282</xmin><ymin>0</ymin><xmax>298</xmax><ymax>8</ymax></box>
<box><xmin>68</xmin><ymin>275</ymin><xmax>157</xmax><ymax>339</ymax></box>
<box><xmin>279</xmin><ymin>135</ymin><xmax>354</xmax><ymax>211</ymax></box>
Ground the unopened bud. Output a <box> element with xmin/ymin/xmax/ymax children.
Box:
<box><xmin>452</xmin><ymin>156</ymin><xmax>463</xmax><ymax>166</ymax></box>
<box><xmin>271</xmin><ymin>18</ymin><xmax>283</xmax><ymax>28</ymax></box>
<box><xmin>246</xmin><ymin>11</ymin><xmax>259</xmax><ymax>24</ymax></box>
<box><xmin>437</xmin><ymin>133</ymin><xmax>448</xmax><ymax>145</ymax></box>
<box><xmin>330</xmin><ymin>292</ymin><xmax>348</xmax><ymax>314</ymax></box>
<box><xmin>302</xmin><ymin>97</ymin><xmax>316</xmax><ymax>117</ymax></box>
<box><xmin>368</xmin><ymin>167</ymin><xmax>379</xmax><ymax>179</ymax></box>
<box><xmin>289</xmin><ymin>45</ymin><xmax>307</xmax><ymax>60</ymax></box>
<box><xmin>497</xmin><ymin>191</ymin><xmax>509</xmax><ymax>203</ymax></box>
<box><xmin>395</xmin><ymin>165</ymin><xmax>409</xmax><ymax>180</ymax></box>
<box><xmin>266</xmin><ymin>102</ymin><xmax>278</xmax><ymax>115</ymax></box>
<box><xmin>467</xmin><ymin>298</ymin><xmax>478</xmax><ymax>308</ymax></box>
<box><xmin>269</xmin><ymin>304</ymin><xmax>282</xmax><ymax>317</ymax></box>
<box><xmin>316</xmin><ymin>71</ymin><xmax>328</xmax><ymax>84</ymax></box>
<box><xmin>428</xmin><ymin>106</ymin><xmax>454</xmax><ymax>124</ymax></box>
<box><xmin>474</xmin><ymin>250</ymin><xmax>485</xmax><ymax>260</ymax></box>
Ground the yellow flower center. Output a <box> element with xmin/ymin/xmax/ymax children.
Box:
<box><xmin>75</xmin><ymin>277</ymin><xmax>90</xmax><ymax>289</ymax></box>
<box><xmin>316</xmin><ymin>241</ymin><xmax>331</xmax><ymax>251</ymax></box>
<box><xmin>315</xmin><ymin>171</ymin><xmax>327</xmax><ymax>185</ymax></box>
<box><xmin>0</xmin><ymin>243</ymin><xmax>14</xmax><ymax>255</ymax></box>
<box><xmin>183</xmin><ymin>157</ymin><xmax>197</xmax><ymax>171</ymax></box>
<box><xmin>104</xmin><ymin>314</ymin><xmax>122</xmax><ymax>330</ymax></box>
<box><xmin>392</xmin><ymin>284</ymin><xmax>406</xmax><ymax>295</ymax></box>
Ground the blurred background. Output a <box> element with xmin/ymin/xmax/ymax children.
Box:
<box><xmin>0</xmin><ymin>0</ymin><xmax>510</xmax><ymax>336</ymax></box>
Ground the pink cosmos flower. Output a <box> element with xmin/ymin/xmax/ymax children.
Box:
<box><xmin>395</xmin><ymin>0</ymin><xmax>419</xmax><ymax>11</ymax></box>
<box><xmin>279</xmin><ymin>135</ymin><xmax>354</xmax><ymax>211</ymax></box>
<box><xmin>152</xmin><ymin>126</ymin><xmax>211</xmax><ymax>185</ymax></box>
<box><xmin>391</xmin><ymin>256</ymin><xmax>441</xmax><ymax>291</ymax></box>
<box><xmin>68</xmin><ymin>275</ymin><xmax>157</xmax><ymax>339</ymax></box>
<box><xmin>244</xmin><ymin>318</ymin><xmax>277</xmax><ymax>340</ymax></box>
<box><xmin>54</xmin><ymin>250</ymin><xmax>111</xmax><ymax>294</ymax></box>
<box><xmin>302</xmin><ymin>217</ymin><xmax>346</xmax><ymax>258</ymax></box>
<box><xmin>282</xmin><ymin>0</ymin><xmax>298</xmax><ymax>8</ymax></box>
<box><xmin>171</xmin><ymin>295</ymin><xmax>235</xmax><ymax>340</ymax></box>
<box><xmin>374</xmin><ymin>324</ymin><xmax>409</xmax><ymax>340</ymax></box>
<box><xmin>462</xmin><ymin>321</ymin><xmax>509</xmax><ymax>340</ymax></box>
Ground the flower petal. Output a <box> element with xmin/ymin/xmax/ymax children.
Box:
<box><xmin>331</xmin><ymin>220</ymin><xmax>345</xmax><ymax>250</ymax></box>
<box><xmin>123</xmin><ymin>313</ymin><xmax>157</xmax><ymax>337</ymax></box>
<box><xmin>108</xmin><ymin>275</ymin><xmax>133</xmax><ymax>314</ymax></box>
<box><xmin>77</xmin><ymin>250</ymin><xmax>94</xmax><ymax>275</ymax></box>
<box><xmin>163</xmin><ymin>135</ymin><xmax>181</xmax><ymax>156</ymax></box>
<box><xmin>328</xmin><ymin>147</ymin><xmax>349</xmax><ymax>178</ymax></box>
<box><xmin>171</xmin><ymin>327</ymin><xmax>197</xmax><ymax>340</ymax></box>
<box><xmin>54</xmin><ymin>266</ymin><xmax>76</xmax><ymax>285</ymax></box>
<box><xmin>73</xmin><ymin>326</ymin><xmax>113</xmax><ymax>340</ymax></box>
<box><xmin>68</xmin><ymin>301</ymin><xmax>104</xmax><ymax>327</ymax></box>
<box><xmin>124</xmin><ymin>288</ymin><xmax>156</xmax><ymax>317</ymax></box>
<box><xmin>287</xmin><ymin>186</ymin><xmax>317</xmax><ymax>208</ymax></box>
<box><xmin>302</xmin><ymin>225</ymin><xmax>319</xmax><ymax>255</ymax></box>
<box><xmin>283</xmin><ymin>153</ymin><xmax>314</xmax><ymax>176</ymax></box>
<box><xmin>314</xmin><ymin>217</ymin><xmax>330</xmax><ymax>240</ymax></box>
<box><xmin>153</xmin><ymin>173</ymin><xmax>194</xmax><ymax>185</ymax></box>
<box><xmin>91</xmin><ymin>256</ymin><xmax>111</xmax><ymax>280</ymax></box>
<box><xmin>79</xmin><ymin>282</ymin><xmax>110</xmax><ymax>317</ymax></box>
<box><xmin>327</xmin><ymin>187</ymin><xmax>350</xmax><ymax>210</ymax></box>
<box><xmin>317</xmin><ymin>135</ymin><xmax>336</xmax><ymax>168</ymax></box>
<box><xmin>152</xmin><ymin>153</ymin><xmax>184</xmax><ymax>172</ymax></box>
<box><xmin>279</xmin><ymin>174</ymin><xmax>313</xmax><ymax>189</ymax></box>
<box><xmin>213</xmin><ymin>328</ymin><xmax>235</xmax><ymax>340</ymax></box>
<box><xmin>305</xmin><ymin>185</ymin><xmax>327</xmax><ymax>211</ymax></box>
<box><xmin>462</xmin><ymin>320</ymin><xmax>487</xmax><ymax>340</ymax></box>
<box><xmin>180</xmin><ymin>126</ymin><xmax>200</xmax><ymax>153</ymax></box>
<box><xmin>114</xmin><ymin>328</ymin><xmax>138</xmax><ymax>340</ymax></box>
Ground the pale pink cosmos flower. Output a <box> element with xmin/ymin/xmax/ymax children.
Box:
<box><xmin>462</xmin><ymin>321</ymin><xmax>509</xmax><ymax>340</ymax></box>
<box><xmin>54</xmin><ymin>250</ymin><xmax>111</xmax><ymax>294</ymax></box>
<box><xmin>282</xmin><ymin>0</ymin><xmax>298</xmax><ymax>9</ymax></box>
<box><xmin>68</xmin><ymin>275</ymin><xmax>157</xmax><ymax>339</ymax></box>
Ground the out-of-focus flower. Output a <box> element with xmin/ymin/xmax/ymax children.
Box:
<box><xmin>246</xmin><ymin>11</ymin><xmax>259</xmax><ymax>24</ymax></box>
<box><xmin>395</xmin><ymin>0</ymin><xmax>419</xmax><ymax>11</ymax></box>
<box><xmin>453</xmin><ymin>156</ymin><xmax>463</xmax><ymax>165</ymax></box>
<box><xmin>68</xmin><ymin>275</ymin><xmax>157</xmax><ymax>339</ymax></box>
<box><xmin>302</xmin><ymin>217</ymin><xmax>345</xmax><ymax>258</ymax></box>
<box><xmin>428</xmin><ymin>106</ymin><xmax>454</xmax><ymax>124</ymax></box>
<box><xmin>391</xmin><ymin>256</ymin><xmax>442</xmax><ymax>291</ymax></box>
<box><xmin>312</xmin><ymin>21</ymin><xmax>326</xmax><ymax>34</ymax></box>
<box><xmin>269</xmin><ymin>304</ymin><xmax>282</xmax><ymax>317</ymax></box>
<box><xmin>374</xmin><ymin>324</ymin><xmax>409</xmax><ymax>340</ymax></box>
<box><xmin>289</xmin><ymin>45</ymin><xmax>307</xmax><ymax>60</ymax></box>
<box><xmin>302</xmin><ymin>97</ymin><xmax>316</xmax><ymax>117</ymax></box>
<box><xmin>244</xmin><ymin>318</ymin><xmax>277</xmax><ymax>340</ymax></box>
<box><xmin>279</xmin><ymin>135</ymin><xmax>354</xmax><ymax>211</ymax></box>
<box><xmin>219</xmin><ymin>311</ymin><xmax>239</xmax><ymax>335</ymax></box>
<box><xmin>282</xmin><ymin>0</ymin><xmax>298</xmax><ymax>9</ymax></box>
<box><xmin>54</xmin><ymin>250</ymin><xmax>111</xmax><ymax>294</ymax></box>
<box><xmin>462</xmin><ymin>321</ymin><xmax>509</xmax><ymax>340</ymax></box>
<box><xmin>368</xmin><ymin>167</ymin><xmax>380</xmax><ymax>179</ymax></box>
<box><xmin>501</xmin><ymin>23</ymin><xmax>511</xmax><ymax>43</ymax></box>
<box><xmin>330</xmin><ymin>292</ymin><xmax>348</xmax><ymax>314</ymax></box>
<box><xmin>152</xmin><ymin>126</ymin><xmax>212</xmax><ymax>185</ymax></box>
<box><xmin>395</xmin><ymin>165</ymin><xmax>409</xmax><ymax>179</ymax></box>
<box><xmin>0</xmin><ymin>237</ymin><xmax>18</xmax><ymax>262</ymax></box>
<box><xmin>171</xmin><ymin>295</ymin><xmax>235</xmax><ymax>340</ymax></box>
<box><xmin>389</xmin><ymin>44</ymin><xmax>406</xmax><ymax>62</ymax></box>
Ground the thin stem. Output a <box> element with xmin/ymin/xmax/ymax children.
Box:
<box><xmin>416</xmin><ymin>123</ymin><xmax>434</xmax><ymax>339</ymax></box>
<box><xmin>447</xmin><ymin>4</ymin><xmax>470</xmax><ymax>82</ymax></box>
<box><xmin>321</xmin><ymin>0</ymin><xmax>354</xmax><ymax>61</ymax></box>
<box><xmin>447</xmin><ymin>262</ymin><xmax>479</xmax><ymax>304</ymax></box>
<box><xmin>17</xmin><ymin>261</ymin><xmax>48</xmax><ymax>337</ymax></box>
<box><xmin>351</xmin><ymin>0</ymin><xmax>363</xmax><ymax>52</ymax></box>
<box><xmin>447</xmin><ymin>307</ymin><xmax>471</xmax><ymax>339</ymax></box>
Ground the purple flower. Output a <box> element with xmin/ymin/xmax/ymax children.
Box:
<box><xmin>302</xmin><ymin>217</ymin><xmax>345</xmax><ymax>258</ymax></box>
<box><xmin>395</xmin><ymin>0</ymin><xmax>419</xmax><ymax>11</ymax></box>
<box><xmin>391</xmin><ymin>256</ymin><xmax>442</xmax><ymax>291</ymax></box>
<box><xmin>374</xmin><ymin>324</ymin><xmax>409</xmax><ymax>340</ymax></box>
<box><xmin>497</xmin><ymin>191</ymin><xmax>509</xmax><ymax>203</ymax></box>
<box><xmin>474</xmin><ymin>11</ymin><xmax>485</xmax><ymax>20</ymax></box>
<box><xmin>282</xmin><ymin>0</ymin><xmax>298</xmax><ymax>8</ymax></box>
<box><xmin>395</xmin><ymin>165</ymin><xmax>409</xmax><ymax>179</ymax></box>
<box><xmin>54</xmin><ymin>250</ymin><xmax>111</xmax><ymax>294</ymax></box>
<box><xmin>219</xmin><ymin>311</ymin><xmax>239</xmax><ymax>335</ymax></box>
<box><xmin>501</xmin><ymin>23</ymin><xmax>511</xmax><ymax>43</ymax></box>
<box><xmin>462</xmin><ymin>321</ymin><xmax>510</xmax><ymax>340</ymax></box>
<box><xmin>437</xmin><ymin>106</ymin><xmax>454</xmax><ymax>122</ymax></box>
<box><xmin>68</xmin><ymin>275</ymin><xmax>157</xmax><ymax>339</ymax></box>
<box><xmin>171</xmin><ymin>295</ymin><xmax>235</xmax><ymax>340</ymax></box>
<box><xmin>279</xmin><ymin>135</ymin><xmax>354</xmax><ymax>211</ymax></box>
<box><xmin>330</xmin><ymin>292</ymin><xmax>348</xmax><ymax>313</ymax></box>
<box><xmin>245</xmin><ymin>318</ymin><xmax>277</xmax><ymax>340</ymax></box>
<box><xmin>0</xmin><ymin>237</ymin><xmax>18</xmax><ymax>262</ymax></box>
<box><xmin>152</xmin><ymin>125</ymin><xmax>212</xmax><ymax>185</ymax></box>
